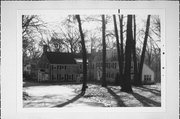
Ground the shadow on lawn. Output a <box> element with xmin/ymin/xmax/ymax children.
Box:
<box><xmin>132</xmin><ymin>92</ymin><xmax>161</xmax><ymax>107</ymax></box>
<box><xmin>135</xmin><ymin>87</ymin><xmax>161</xmax><ymax>96</ymax></box>
<box><xmin>106</xmin><ymin>87</ymin><xmax>126</xmax><ymax>107</ymax></box>
<box><xmin>141</xmin><ymin>86</ymin><xmax>161</xmax><ymax>93</ymax></box>
<box><xmin>53</xmin><ymin>93</ymin><xmax>83</xmax><ymax>107</ymax></box>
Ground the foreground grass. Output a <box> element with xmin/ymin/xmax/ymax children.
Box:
<box><xmin>23</xmin><ymin>82</ymin><xmax>161</xmax><ymax>108</ymax></box>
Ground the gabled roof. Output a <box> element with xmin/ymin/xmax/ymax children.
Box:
<box><xmin>45</xmin><ymin>52</ymin><xmax>77</xmax><ymax>64</ymax></box>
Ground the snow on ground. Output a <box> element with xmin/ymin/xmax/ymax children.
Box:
<box><xmin>23</xmin><ymin>82</ymin><xmax>161</xmax><ymax>108</ymax></box>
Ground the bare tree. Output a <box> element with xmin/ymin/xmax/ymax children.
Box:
<box><xmin>22</xmin><ymin>15</ymin><xmax>46</xmax><ymax>64</ymax></box>
<box><xmin>76</xmin><ymin>15</ymin><xmax>88</xmax><ymax>94</ymax></box>
<box><xmin>132</xmin><ymin>15</ymin><xmax>138</xmax><ymax>85</ymax></box>
<box><xmin>59</xmin><ymin>26</ymin><xmax>81</xmax><ymax>53</ymax></box>
<box><xmin>138</xmin><ymin>15</ymin><xmax>151</xmax><ymax>85</ymax></box>
<box><xmin>113</xmin><ymin>15</ymin><xmax>123</xmax><ymax>86</ymax></box>
<box><xmin>119</xmin><ymin>15</ymin><xmax>124</xmax><ymax>69</ymax></box>
<box><xmin>121</xmin><ymin>15</ymin><xmax>133</xmax><ymax>93</ymax></box>
<box><xmin>101</xmin><ymin>15</ymin><xmax>107</xmax><ymax>87</ymax></box>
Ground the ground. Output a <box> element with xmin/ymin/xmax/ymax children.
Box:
<box><xmin>23</xmin><ymin>81</ymin><xmax>161</xmax><ymax>108</ymax></box>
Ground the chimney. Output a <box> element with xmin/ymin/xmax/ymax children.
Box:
<box><xmin>43</xmin><ymin>45</ymin><xmax>48</xmax><ymax>53</ymax></box>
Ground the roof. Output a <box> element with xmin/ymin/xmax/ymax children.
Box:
<box><xmin>45</xmin><ymin>52</ymin><xmax>77</xmax><ymax>64</ymax></box>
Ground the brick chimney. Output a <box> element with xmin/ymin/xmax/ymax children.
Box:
<box><xmin>43</xmin><ymin>45</ymin><xmax>48</xmax><ymax>53</ymax></box>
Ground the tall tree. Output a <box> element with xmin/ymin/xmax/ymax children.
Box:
<box><xmin>102</xmin><ymin>15</ymin><xmax>107</xmax><ymax>87</ymax></box>
<box><xmin>121</xmin><ymin>15</ymin><xmax>133</xmax><ymax>93</ymax></box>
<box><xmin>138</xmin><ymin>15</ymin><xmax>151</xmax><ymax>85</ymax></box>
<box><xmin>119</xmin><ymin>15</ymin><xmax>124</xmax><ymax>69</ymax></box>
<box><xmin>59</xmin><ymin>26</ymin><xmax>81</xmax><ymax>53</ymax></box>
<box><xmin>76</xmin><ymin>15</ymin><xmax>88</xmax><ymax>94</ymax></box>
<box><xmin>113</xmin><ymin>15</ymin><xmax>123</xmax><ymax>86</ymax></box>
<box><xmin>22</xmin><ymin>15</ymin><xmax>46</xmax><ymax>63</ymax></box>
<box><xmin>132</xmin><ymin>15</ymin><xmax>138</xmax><ymax>85</ymax></box>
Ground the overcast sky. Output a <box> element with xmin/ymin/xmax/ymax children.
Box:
<box><xmin>30</xmin><ymin>13</ymin><xmax>161</xmax><ymax>53</ymax></box>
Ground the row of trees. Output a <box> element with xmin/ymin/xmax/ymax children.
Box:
<box><xmin>76</xmin><ymin>14</ymin><xmax>155</xmax><ymax>94</ymax></box>
<box><xmin>22</xmin><ymin>13</ymin><xmax>161</xmax><ymax>94</ymax></box>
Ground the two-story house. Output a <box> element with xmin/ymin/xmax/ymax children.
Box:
<box><xmin>37</xmin><ymin>45</ymin><xmax>81</xmax><ymax>82</ymax></box>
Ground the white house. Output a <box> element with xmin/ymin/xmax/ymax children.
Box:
<box><xmin>89</xmin><ymin>49</ymin><xmax>155</xmax><ymax>84</ymax></box>
<box><xmin>142</xmin><ymin>64</ymin><xmax>155</xmax><ymax>84</ymax></box>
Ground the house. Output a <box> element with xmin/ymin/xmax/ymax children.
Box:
<box><xmin>141</xmin><ymin>63</ymin><xmax>155</xmax><ymax>84</ymax></box>
<box><xmin>89</xmin><ymin>49</ymin><xmax>155</xmax><ymax>84</ymax></box>
<box><xmin>37</xmin><ymin>45</ymin><xmax>82</xmax><ymax>82</ymax></box>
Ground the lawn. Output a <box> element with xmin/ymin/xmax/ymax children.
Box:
<box><xmin>23</xmin><ymin>82</ymin><xmax>161</xmax><ymax>108</ymax></box>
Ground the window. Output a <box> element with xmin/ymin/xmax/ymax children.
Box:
<box><xmin>144</xmin><ymin>75</ymin><xmax>151</xmax><ymax>82</ymax></box>
<box><xmin>72</xmin><ymin>74</ymin><xmax>74</xmax><ymax>81</ymax></box>
<box><xmin>111</xmin><ymin>73</ymin><xmax>114</xmax><ymax>78</ymax></box>
<box><xmin>54</xmin><ymin>66</ymin><xmax>56</xmax><ymax>70</ymax></box>
<box><xmin>65</xmin><ymin>74</ymin><xmax>67</xmax><ymax>81</ymax></box>
<box><xmin>61</xmin><ymin>75</ymin><xmax>64</xmax><ymax>81</ymax></box>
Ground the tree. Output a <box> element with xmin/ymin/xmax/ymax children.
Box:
<box><xmin>132</xmin><ymin>15</ymin><xmax>138</xmax><ymax>85</ymax></box>
<box><xmin>113</xmin><ymin>15</ymin><xmax>123</xmax><ymax>86</ymax></box>
<box><xmin>150</xmin><ymin>15</ymin><xmax>160</xmax><ymax>39</ymax></box>
<box><xmin>138</xmin><ymin>15</ymin><xmax>151</xmax><ymax>85</ymax></box>
<box><xmin>121</xmin><ymin>15</ymin><xmax>133</xmax><ymax>93</ymax></box>
<box><xmin>119</xmin><ymin>15</ymin><xmax>124</xmax><ymax>69</ymax></box>
<box><xmin>49</xmin><ymin>34</ymin><xmax>65</xmax><ymax>52</ymax></box>
<box><xmin>101</xmin><ymin>15</ymin><xmax>107</xmax><ymax>87</ymax></box>
<box><xmin>22</xmin><ymin>15</ymin><xmax>46</xmax><ymax>63</ymax></box>
<box><xmin>59</xmin><ymin>25</ymin><xmax>81</xmax><ymax>53</ymax></box>
<box><xmin>76</xmin><ymin>15</ymin><xmax>88</xmax><ymax>94</ymax></box>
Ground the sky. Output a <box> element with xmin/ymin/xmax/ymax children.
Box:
<box><xmin>29</xmin><ymin>13</ymin><xmax>161</xmax><ymax>54</ymax></box>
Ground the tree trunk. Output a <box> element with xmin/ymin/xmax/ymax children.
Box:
<box><xmin>102</xmin><ymin>15</ymin><xmax>107</xmax><ymax>87</ymax></box>
<box><xmin>132</xmin><ymin>15</ymin><xmax>138</xmax><ymax>86</ymax></box>
<box><xmin>119</xmin><ymin>15</ymin><xmax>124</xmax><ymax>71</ymax></box>
<box><xmin>138</xmin><ymin>15</ymin><xmax>151</xmax><ymax>86</ymax></box>
<box><xmin>76</xmin><ymin>15</ymin><xmax>88</xmax><ymax>94</ymax></box>
<box><xmin>121</xmin><ymin>15</ymin><xmax>133</xmax><ymax>93</ymax></box>
<box><xmin>113</xmin><ymin>15</ymin><xmax>123</xmax><ymax>86</ymax></box>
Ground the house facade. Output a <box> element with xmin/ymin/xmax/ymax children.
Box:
<box><xmin>89</xmin><ymin>49</ymin><xmax>155</xmax><ymax>84</ymax></box>
<box><xmin>37</xmin><ymin>46</ymin><xmax>82</xmax><ymax>82</ymax></box>
<box><xmin>32</xmin><ymin>46</ymin><xmax>155</xmax><ymax>84</ymax></box>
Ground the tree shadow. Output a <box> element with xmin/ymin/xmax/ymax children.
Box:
<box><xmin>132</xmin><ymin>92</ymin><xmax>161</xmax><ymax>107</ymax></box>
<box><xmin>53</xmin><ymin>93</ymin><xmax>83</xmax><ymax>107</ymax></box>
<box><xmin>135</xmin><ymin>87</ymin><xmax>161</xmax><ymax>96</ymax></box>
<box><xmin>106</xmin><ymin>87</ymin><xmax>126</xmax><ymax>107</ymax></box>
<box><xmin>141</xmin><ymin>86</ymin><xmax>161</xmax><ymax>93</ymax></box>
